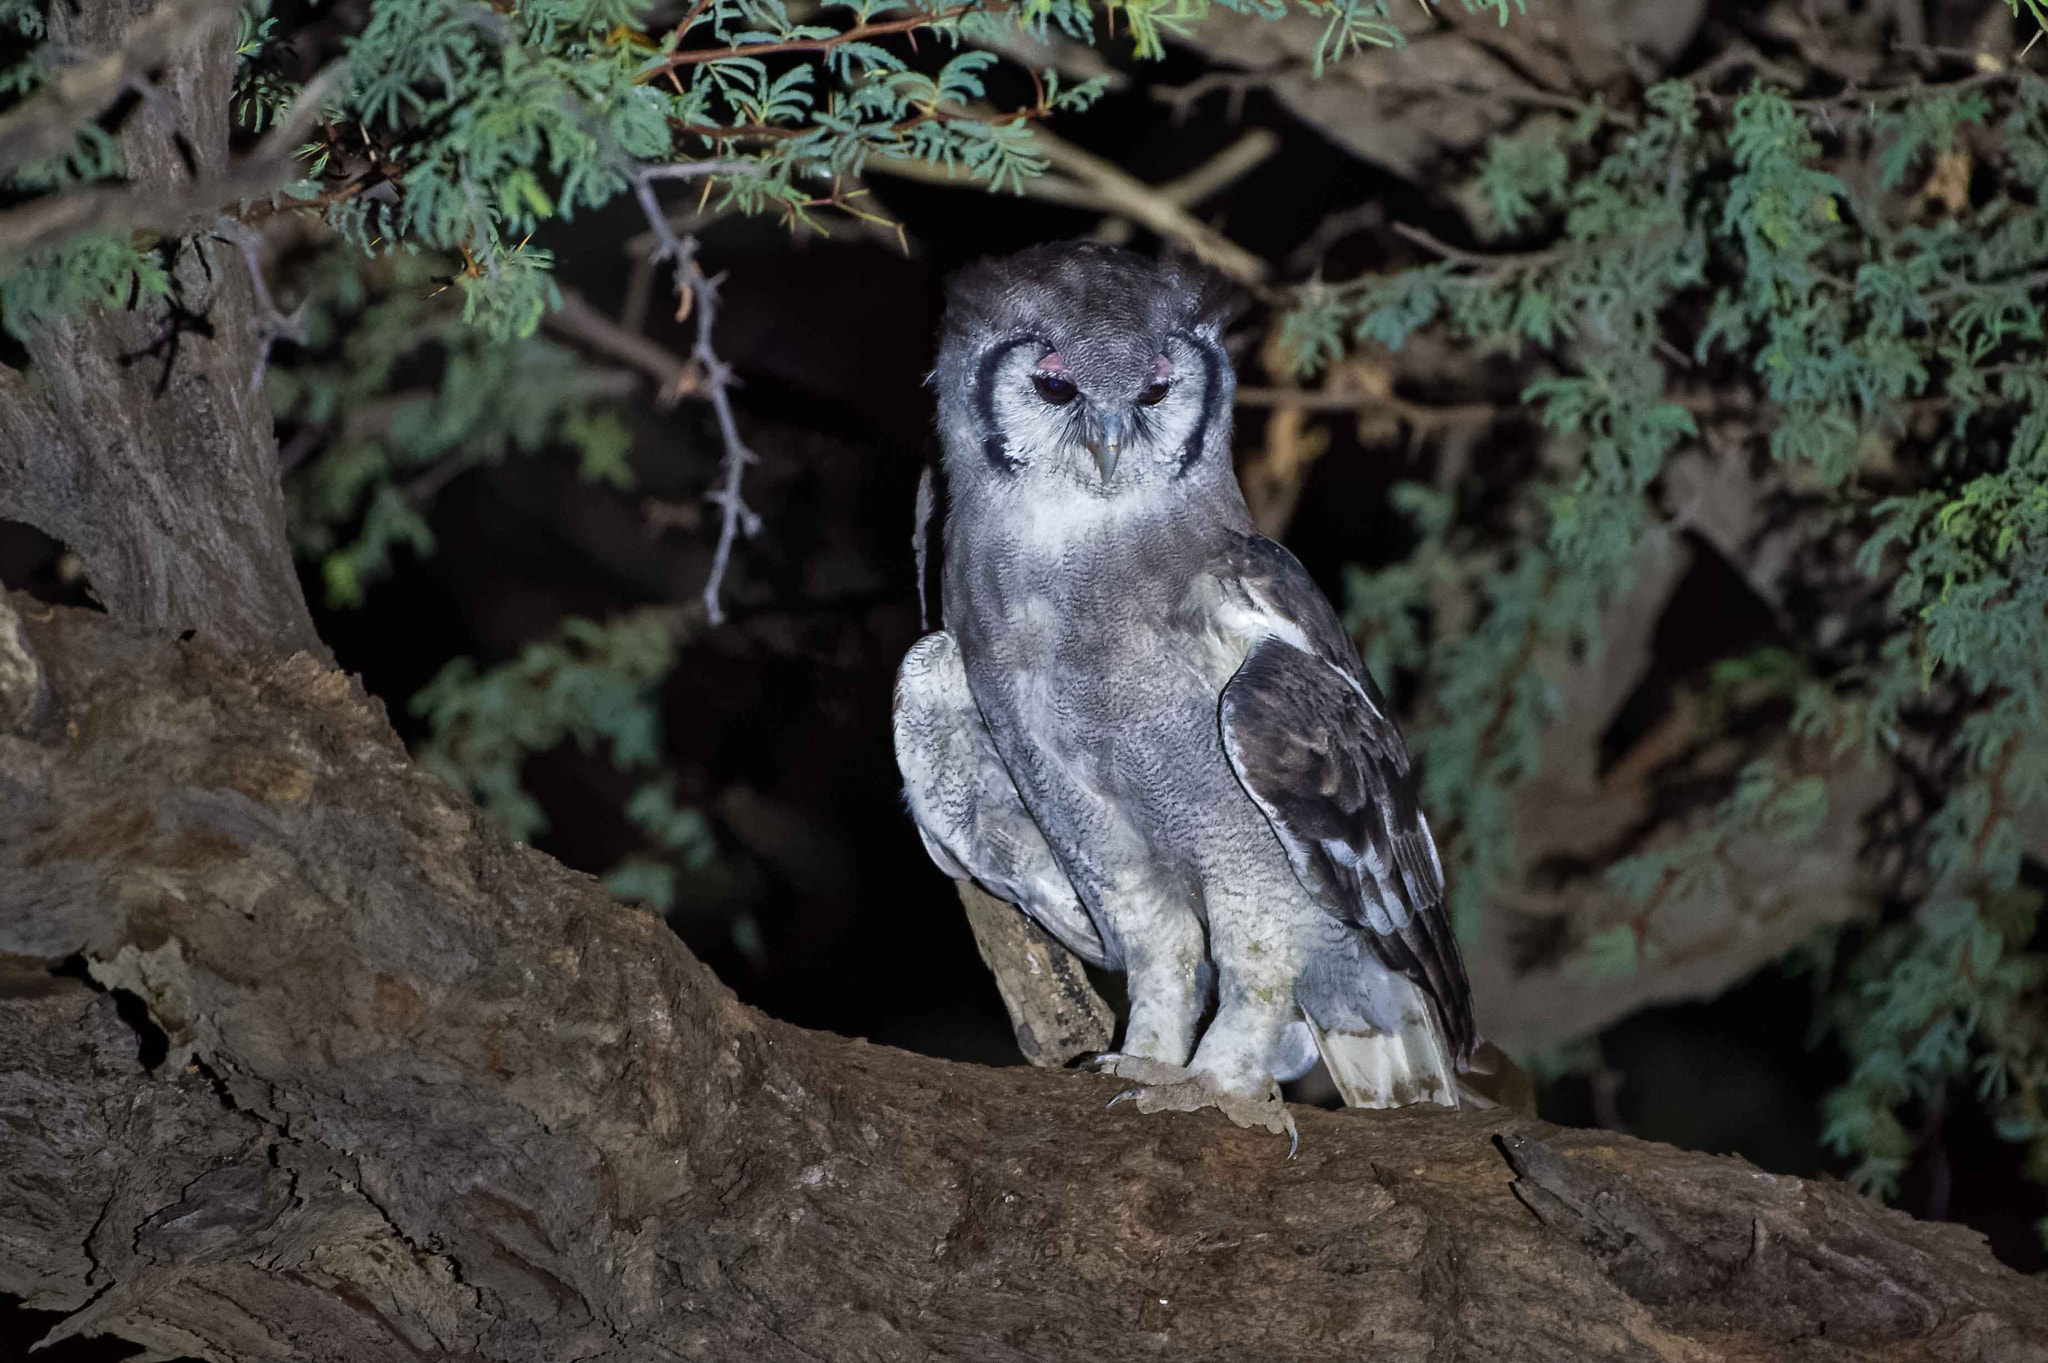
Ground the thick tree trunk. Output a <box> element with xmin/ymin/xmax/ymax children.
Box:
<box><xmin>2</xmin><ymin>593</ymin><xmax>2046</xmax><ymax>1363</ymax></box>
<box><xmin>0</xmin><ymin>0</ymin><xmax>320</xmax><ymax>660</ymax></box>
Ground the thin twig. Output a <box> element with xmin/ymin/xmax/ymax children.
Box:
<box><xmin>1282</xmin><ymin>203</ymin><xmax>1386</xmax><ymax>276</ymax></box>
<box><xmin>212</xmin><ymin>218</ymin><xmax>305</xmax><ymax>395</ymax></box>
<box><xmin>868</xmin><ymin>125</ymin><xmax>1271</xmax><ymax>286</ymax></box>
<box><xmin>545</xmin><ymin>287</ymin><xmax>697</xmax><ymax>407</ymax></box>
<box><xmin>1033</xmin><ymin>129</ymin><xmax>1269</xmax><ymax>285</ymax></box>
<box><xmin>629</xmin><ymin>161</ymin><xmax>762</xmax><ymax>625</ymax></box>
<box><xmin>621</xmin><ymin>253</ymin><xmax>657</xmax><ymax>335</ymax></box>
<box><xmin>1147</xmin><ymin>130</ymin><xmax>1281</xmax><ymax>211</ymax></box>
<box><xmin>665</xmin><ymin>0</ymin><xmax>715</xmax><ymax>49</ymax></box>
<box><xmin>1088</xmin><ymin>130</ymin><xmax>1278</xmax><ymax>249</ymax></box>
<box><xmin>1391</xmin><ymin>221</ymin><xmax>1561</xmax><ymax>273</ymax></box>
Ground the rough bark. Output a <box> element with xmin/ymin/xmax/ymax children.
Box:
<box><xmin>0</xmin><ymin>0</ymin><xmax>322</xmax><ymax>660</ymax></box>
<box><xmin>2</xmin><ymin>592</ymin><xmax>2046</xmax><ymax>1363</ymax></box>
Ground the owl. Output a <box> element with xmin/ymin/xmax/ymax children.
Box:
<box><xmin>892</xmin><ymin>242</ymin><xmax>1476</xmax><ymax>1142</ymax></box>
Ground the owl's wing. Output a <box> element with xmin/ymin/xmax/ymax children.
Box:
<box><xmin>892</xmin><ymin>631</ymin><xmax>1109</xmax><ymax>968</ymax></box>
<box><xmin>1208</xmin><ymin>535</ymin><xmax>1475</xmax><ymax>1067</ymax></box>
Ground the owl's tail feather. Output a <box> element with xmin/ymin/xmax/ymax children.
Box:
<box><xmin>1301</xmin><ymin>1010</ymin><xmax>1464</xmax><ymax>1111</ymax></box>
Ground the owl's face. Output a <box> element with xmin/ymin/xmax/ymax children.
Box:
<box><xmin>935</xmin><ymin>244</ymin><xmax>1238</xmax><ymax>506</ymax></box>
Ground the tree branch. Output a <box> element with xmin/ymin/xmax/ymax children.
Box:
<box><xmin>630</xmin><ymin>162</ymin><xmax>763</xmax><ymax>625</ymax></box>
<box><xmin>0</xmin><ymin>20</ymin><xmax>327</xmax><ymax>659</ymax></box>
<box><xmin>866</xmin><ymin>127</ymin><xmax>1272</xmax><ymax>286</ymax></box>
<box><xmin>953</xmin><ymin>879</ymin><xmax>1112</xmax><ymax>1067</ymax></box>
<box><xmin>2</xmin><ymin>592</ymin><xmax>2044</xmax><ymax>1361</ymax></box>
<box><xmin>545</xmin><ymin>287</ymin><xmax>699</xmax><ymax>407</ymax></box>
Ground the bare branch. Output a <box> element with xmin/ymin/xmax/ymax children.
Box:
<box><xmin>545</xmin><ymin>287</ymin><xmax>698</xmax><ymax>407</ymax></box>
<box><xmin>629</xmin><ymin>161</ymin><xmax>763</xmax><ymax>625</ymax></box>
<box><xmin>954</xmin><ymin>879</ymin><xmax>1113</xmax><ymax>1067</ymax></box>
<box><xmin>1391</xmin><ymin>220</ymin><xmax>1563</xmax><ymax>273</ymax></box>
<box><xmin>867</xmin><ymin>127</ymin><xmax>1271</xmax><ymax>285</ymax></box>
<box><xmin>211</xmin><ymin>218</ymin><xmax>305</xmax><ymax>395</ymax></box>
<box><xmin>1086</xmin><ymin>129</ymin><xmax>1279</xmax><ymax>249</ymax></box>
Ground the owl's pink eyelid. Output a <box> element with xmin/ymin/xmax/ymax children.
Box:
<box><xmin>1154</xmin><ymin>353</ymin><xmax>1172</xmax><ymax>379</ymax></box>
<box><xmin>1036</xmin><ymin>351</ymin><xmax>1066</xmax><ymax>373</ymax></box>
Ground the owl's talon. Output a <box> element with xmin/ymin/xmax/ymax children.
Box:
<box><xmin>1096</xmin><ymin>1064</ymin><xmax>1298</xmax><ymax>1152</ymax></box>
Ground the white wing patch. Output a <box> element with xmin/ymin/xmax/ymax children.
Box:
<box><xmin>1240</xmin><ymin>580</ymin><xmax>1385</xmax><ymax>718</ymax></box>
<box><xmin>1184</xmin><ymin>575</ymin><xmax>1319</xmax><ymax>689</ymax></box>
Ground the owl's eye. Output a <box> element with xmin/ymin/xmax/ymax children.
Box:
<box><xmin>1032</xmin><ymin>372</ymin><xmax>1078</xmax><ymax>406</ymax></box>
<box><xmin>1138</xmin><ymin>380</ymin><xmax>1171</xmax><ymax>406</ymax></box>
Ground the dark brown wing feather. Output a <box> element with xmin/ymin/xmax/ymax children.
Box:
<box><xmin>1215</xmin><ymin>535</ymin><xmax>1476</xmax><ymax>1066</ymax></box>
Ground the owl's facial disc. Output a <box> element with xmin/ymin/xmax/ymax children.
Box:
<box><xmin>977</xmin><ymin>333</ymin><xmax>1212</xmax><ymax>493</ymax></box>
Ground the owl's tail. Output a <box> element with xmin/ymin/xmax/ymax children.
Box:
<box><xmin>1301</xmin><ymin>1009</ymin><xmax>1463</xmax><ymax>1111</ymax></box>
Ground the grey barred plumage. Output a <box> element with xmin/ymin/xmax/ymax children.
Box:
<box><xmin>894</xmin><ymin>241</ymin><xmax>1477</xmax><ymax>1142</ymax></box>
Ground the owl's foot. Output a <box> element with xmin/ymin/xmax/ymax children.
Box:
<box><xmin>1083</xmin><ymin>1054</ymin><xmax>1299</xmax><ymax>1157</ymax></box>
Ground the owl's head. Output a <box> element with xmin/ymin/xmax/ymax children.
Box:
<box><xmin>933</xmin><ymin>243</ymin><xmax>1240</xmax><ymax>502</ymax></box>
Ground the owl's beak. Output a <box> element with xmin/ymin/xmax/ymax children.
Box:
<box><xmin>1087</xmin><ymin>411</ymin><xmax>1125</xmax><ymax>483</ymax></box>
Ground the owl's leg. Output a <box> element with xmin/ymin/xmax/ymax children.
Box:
<box><xmin>1087</xmin><ymin>893</ymin><xmax>1304</xmax><ymax>1153</ymax></box>
<box><xmin>1186</xmin><ymin>955</ymin><xmax>1303</xmax><ymax>1097</ymax></box>
<box><xmin>1166</xmin><ymin>874</ymin><xmax>1299</xmax><ymax>1089</ymax></box>
<box><xmin>1116</xmin><ymin>909</ymin><xmax>1207</xmax><ymax>1064</ymax></box>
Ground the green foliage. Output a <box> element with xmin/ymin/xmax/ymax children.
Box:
<box><xmin>413</xmin><ymin>608</ymin><xmax>717</xmax><ymax>904</ymax></box>
<box><xmin>1303</xmin><ymin>67</ymin><xmax>2048</xmax><ymax>1217</ymax></box>
<box><xmin>0</xmin><ymin>0</ymin><xmax>159</xmax><ymax>338</ymax></box>
<box><xmin>233</xmin><ymin>0</ymin><xmax>301</xmax><ymax>131</ymax></box>
<box><xmin>272</xmin><ymin>249</ymin><xmax>640</xmax><ymax>607</ymax></box>
<box><xmin>0</xmin><ymin>0</ymin><xmax>46</xmax><ymax>98</ymax></box>
<box><xmin>0</xmin><ymin>233</ymin><xmax>169</xmax><ymax>341</ymax></box>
